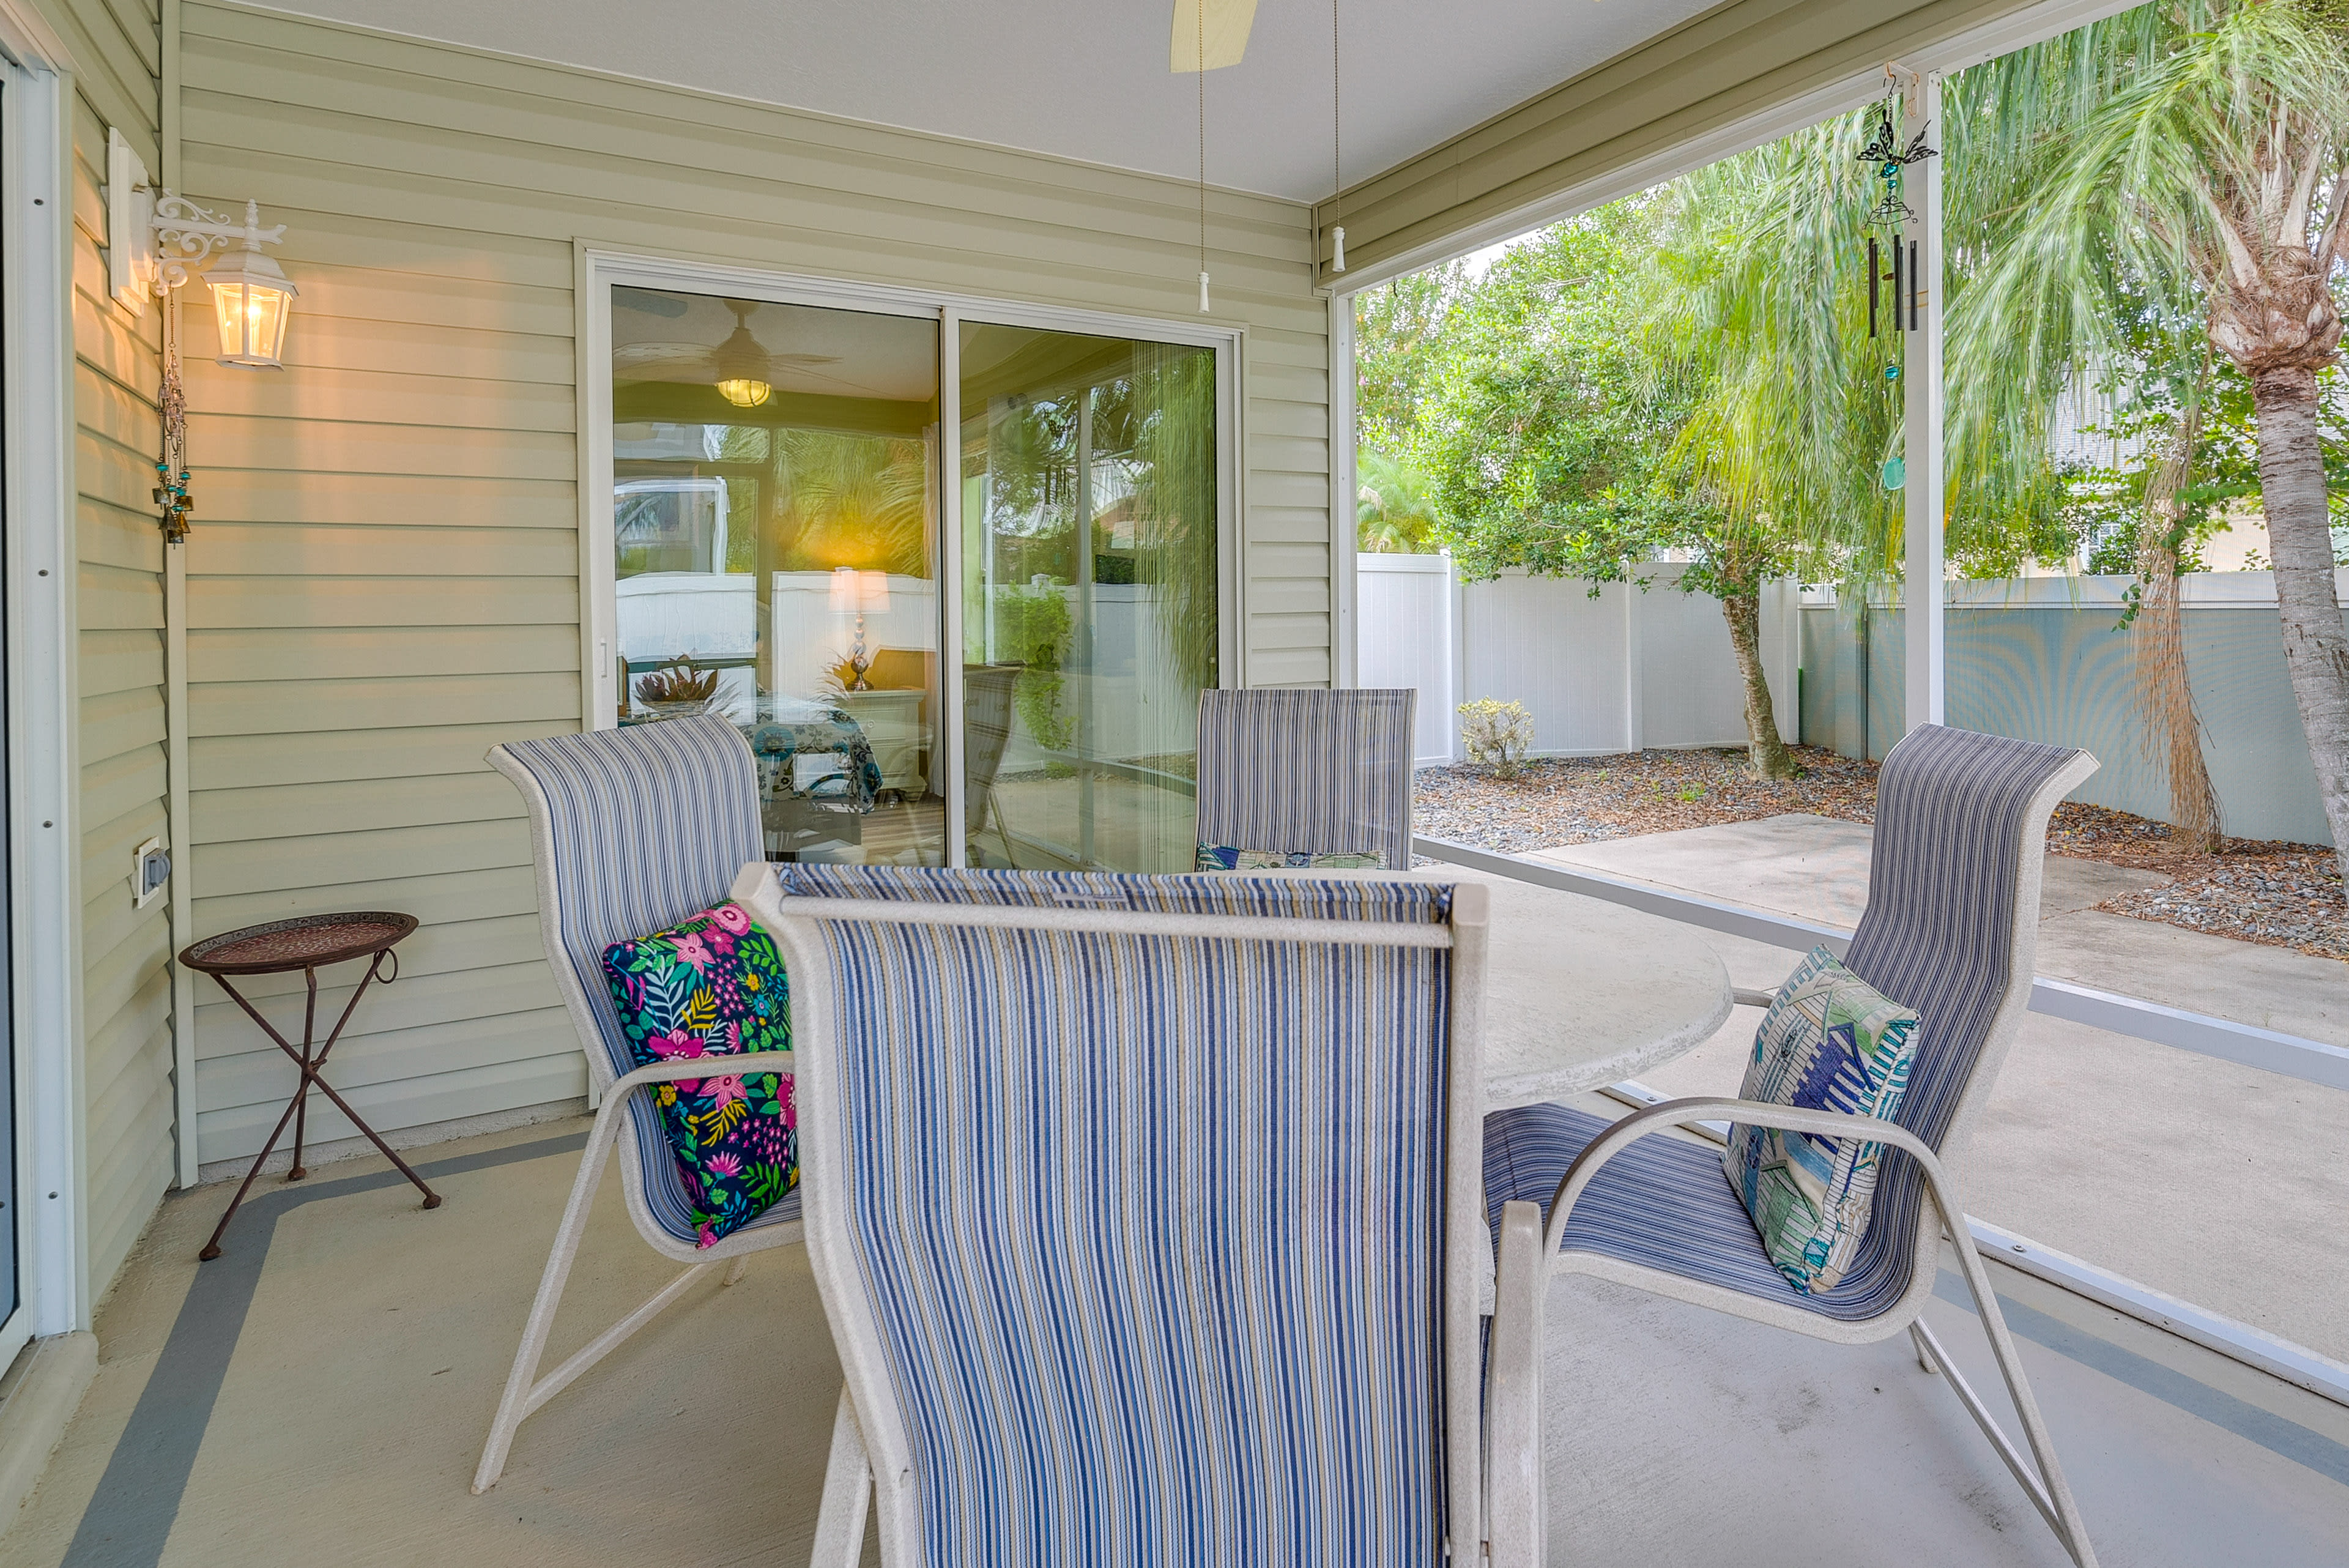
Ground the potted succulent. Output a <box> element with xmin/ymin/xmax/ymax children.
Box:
<box><xmin>633</xmin><ymin>656</ymin><xmax>722</xmax><ymax>719</ymax></box>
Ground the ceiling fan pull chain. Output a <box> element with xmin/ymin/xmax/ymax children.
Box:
<box><xmin>1198</xmin><ymin>0</ymin><xmax>1210</xmax><ymax>312</ymax></box>
<box><xmin>1331</xmin><ymin>0</ymin><xmax>1346</xmax><ymax>273</ymax></box>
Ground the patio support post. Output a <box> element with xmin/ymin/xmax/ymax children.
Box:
<box><xmin>1900</xmin><ymin>66</ymin><xmax>1945</xmax><ymax>731</ymax></box>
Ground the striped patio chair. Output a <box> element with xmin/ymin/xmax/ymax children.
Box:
<box><xmin>1481</xmin><ymin>724</ymin><xmax>2103</xmax><ymax>1566</ymax></box>
<box><xmin>1193</xmin><ymin>687</ymin><xmax>1416</xmax><ymax>871</ymax></box>
<box><xmin>472</xmin><ymin>716</ymin><xmax>803</xmax><ymax>1494</ymax></box>
<box><xmin>748</xmin><ymin>864</ymin><xmax>1540</xmax><ymax>1566</ymax></box>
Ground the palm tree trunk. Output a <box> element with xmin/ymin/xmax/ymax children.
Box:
<box><xmin>2251</xmin><ymin>366</ymin><xmax>2349</xmax><ymax>883</ymax></box>
<box><xmin>1721</xmin><ymin>592</ymin><xmax>1797</xmax><ymax>779</ymax></box>
<box><xmin>2133</xmin><ymin>400</ymin><xmax>2221</xmax><ymax>853</ymax></box>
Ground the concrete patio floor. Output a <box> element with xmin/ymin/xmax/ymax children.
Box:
<box><xmin>1532</xmin><ymin>813</ymin><xmax>2349</xmax><ymax>1363</ymax></box>
<box><xmin>7</xmin><ymin>1109</ymin><xmax>2347</xmax><ymax>1566</ymax></box>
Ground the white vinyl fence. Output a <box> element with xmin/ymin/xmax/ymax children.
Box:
<box><xmin>1357</xmin><ymin>554</ymin><xmax>1798</xmax><ymax>765</ymax></box>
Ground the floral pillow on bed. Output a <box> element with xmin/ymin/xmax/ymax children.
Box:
<box><xmin>1195</xmin><ymin>845</ymin><xmax>1389</xmax><ymax>871</ymax></box>
<box><xmin>602</xmin><ymin>901</ymin><xmax>796</xmax><ymax>1247</ymax></box>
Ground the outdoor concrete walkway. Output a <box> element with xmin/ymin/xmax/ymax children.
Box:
<box><xmin>6</xmin><ymin>1118</ymin><xmax>2345</xmax><ymax>1567</ymax></box>
<box><xmin>1534</xmin><ymin>813</ymin><xmax>2349</xmax><ymax>1362</ymax></box>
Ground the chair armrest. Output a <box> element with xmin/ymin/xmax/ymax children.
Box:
<box><xmin>604</xmin><ymin>1050</ymin><xmax>798</xmax><ymax>1104</ymax></box>
<box><xmin>1543</xmin><ymin>1096</ymin><xmax>1957</xmax><ymax>1258</ymax></box>
<box><xmin>1483</xmin><ymin>1199</ymin><xmax>1546</xmax><ymax>1568</ymax></box>
<box><xmin>1731</xmin><ymin>985</ymin><xmax>1778</xmax><ymax>1009</ymax></box>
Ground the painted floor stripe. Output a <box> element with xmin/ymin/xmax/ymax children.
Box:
<box><xmin>59</xmin><ymin>1134</ymin><xmax>587</xmax><ymax>1568</ymax></box>
<box><xmin>1932</xmin><ymin>1271</ymin><xmax>2349</xmax><ymax>1488</ymax></box>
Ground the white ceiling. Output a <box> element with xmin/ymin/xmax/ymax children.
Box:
<box><xmin>252</xmin><ymin>0</ymin><xmax>1723</xmax><ymax>203</ymax></box>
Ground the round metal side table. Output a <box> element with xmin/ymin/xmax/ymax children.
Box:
<box><xmin>179</xmin><ymin>912</ymin><xmax>441</xmax><ymax>1260</ymax></box>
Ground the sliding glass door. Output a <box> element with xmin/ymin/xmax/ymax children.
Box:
<box><xmin>958</xmin><ymin>324</ymin><xmax>1217</xmax><ymax>872</ymax></box>
<box><xmin>601</xmin><ymin>270</ymin><xmax>1225</xmax><ymax>872</ymax></box>
<box><xmin>611</xmin><ymin>288</ymin><xmax>945</xmax><ymax>864</ymax></box>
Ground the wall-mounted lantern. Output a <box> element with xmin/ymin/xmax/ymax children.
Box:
<box><xmin>107</xmin><ymin>130</ymin><xmax>299</xmax><ymax>369</ymax></box>
<box><xmin>105</xmin><ymin>128</ymin><xmax>304</xmax><ymax>543</ymax></box>
<box><xmin>149</xmin><ymin>196</ymin><xmax>299</xmax><ymax>370</ymax></box>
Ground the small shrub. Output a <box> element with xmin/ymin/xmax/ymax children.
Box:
<box><xmin>1458</xmin><ymin>698</ymin><xmax>1535</xmax><ymax>779</ymax></box>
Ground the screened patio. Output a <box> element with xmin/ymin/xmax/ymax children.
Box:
<box><xmin>0</xmin><ymin>0</ymin><xmax>2340</xmax><ymax>1564</ymax></box>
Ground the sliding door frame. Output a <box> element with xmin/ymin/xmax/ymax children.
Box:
<box><xmin>575</xmin><ymin>248</ymin><xmax>1243</xmax><ymax>869</ymax></box>
<box><xmin>0</xmin><ymin>20</ymin><xmax>83</xmax><ymax>1349</ymax></box>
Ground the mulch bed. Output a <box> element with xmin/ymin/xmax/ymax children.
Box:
<box><xmin>1416</xmin><ymin>745</ymin><xmax>2348</xmax><ymax>964</ymax></box>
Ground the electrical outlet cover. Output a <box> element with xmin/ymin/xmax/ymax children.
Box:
<box><xmin>132</xmin><ymin>836</ymin><xmax>169</xmax><ymax>910</ymax></box>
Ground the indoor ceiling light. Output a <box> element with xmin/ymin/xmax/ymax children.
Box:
<box><xmin>713</xmin><ymin>300</ymin><xmax>774</xmax><ymax>407</ymax></box>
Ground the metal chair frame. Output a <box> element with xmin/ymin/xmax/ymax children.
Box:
<box><xmin>1491</xmin><ymin>729</ymin><xmax>2102</xmax><ymax>1567</ymax></box>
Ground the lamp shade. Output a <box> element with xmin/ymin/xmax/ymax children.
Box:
<box><xmin>206</xmin><ymin>250</ymin><xmax>297</xmax><ymax>368</ymax></box>
<box><xmin>828</xmin><ymin>567</ymin><xmax>891</xmax><ymax>615</ymax></box>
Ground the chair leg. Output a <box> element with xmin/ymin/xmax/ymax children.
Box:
<box><xmin>1923</xmin><ymin>1244</ymin><xmax>2101</xmax><ymax>1568</ymax></box>
<box><xmin>809</xmin><ymin>1386</ymin><xmax>874</xmax><ymax>1568</ymax></box>
<box><xmin>723</xmin><ymin>1253</ymin><xmax>752</xmax><ymax>1287</ymax></box>
<box><xmin>1910</xmin><ymin>1320</ymin><xmax>1938</xmax><ymax>1374</ymax></box>
<box><xmin>472</xmin><ymin>1110</ymin><xmax>719</xmax><ymax>1495</ymax></box>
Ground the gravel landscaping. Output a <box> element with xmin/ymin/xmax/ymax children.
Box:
<box><xmin>1416</xmin><ymin>746</ymin><xmax>2348</xmax><ymax>963</ymax></box>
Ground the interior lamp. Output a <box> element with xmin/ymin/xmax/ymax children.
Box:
<box><xmin>829</xmin><ymin>568</ymin><xmax>891</xmax><ymax>689</ymax></box>
<box><xmin>713</xmin><ymin>301</ymin><xmax>773</xmax><ymax>407</ymax></box>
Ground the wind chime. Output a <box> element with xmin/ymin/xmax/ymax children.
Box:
<box><xmin>1858</xmin><ymin>81</ymin><xmax>1935</xmax><ymax>491</ymax></box>
<box><xmin>155</xmin><ymin>287</ymin><xmax>193</xmax><ymax>543</ymax></box>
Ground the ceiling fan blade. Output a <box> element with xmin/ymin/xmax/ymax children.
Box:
<box><xmin>614</xmin><ymin>342</ymin><xmax>714</xmax><ymax>368</ymax></box>
<box><xmin>1170</xmin><ymin>0</ymin><xmax>1256</xmax><ymax>72</ymax></box>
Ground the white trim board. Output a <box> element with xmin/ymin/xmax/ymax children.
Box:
<box><xmin>4</xmin><ymin>49</ymin><xmax>88</xmax><ymax>1337</ymax></box>
<box><xmin>1319</xmin><ymin>0</ymin><xmax>2148</xmax><ymax>298</ymax></box>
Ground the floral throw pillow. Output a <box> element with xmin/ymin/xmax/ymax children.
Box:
<box><xmin>1195</xmin><ymin>845</ymin><xmax>1389</xmax><ymax>871</ymax></box>
<box><xmin>1723</xmin><ymin>946</ymin><xmax>1919</xmax><ymax>1293</ymax></box>
<box><xmin>602</xmin><ymin>901</ymin><xmax>796</xmax><ymax>1247</ymax></box>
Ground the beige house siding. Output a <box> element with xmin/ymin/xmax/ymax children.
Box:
<box><xmin>46</xmin><ymin>0</ymin><xmax>173</xmax><ymax>1299</ymax></box>
<box><xmin>1312</xmin><ymin>0</ymin><xmax>2071</xmax><ymax>284</ymax></box>
<box><xmin>173</xmin><ymin>0</ymin><xmax>1330</xmax><ymax>1163</ymax></box>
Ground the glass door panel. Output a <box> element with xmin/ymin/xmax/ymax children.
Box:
<box><xmin>957</xmin><ymin>323</ymin><xmax>1217</xmax><ymax>871</ymax></box>
<box><xmin>612</xmin><ymin>288</ymin><xmax>943</xmax><ymax>864</ymax></box>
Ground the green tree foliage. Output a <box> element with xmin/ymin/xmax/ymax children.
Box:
<box><xmin>1355</xmin><ymin>448</ymin><xmax>1449</xmax><ymax>554</ymax></box>
<box><xmin>1945</xmin><ymin>0</ymin><xmax>2349</xmax><ymax>870</ymax></box>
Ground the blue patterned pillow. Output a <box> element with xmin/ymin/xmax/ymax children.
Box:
<box><xmin>603</xmin><ymin>901</ymin><xmax>796</xmax><ymax>1247</ymax></box>
<box><xmin>1723</xmin><ymin>947</ymin><xmax>1918</xmax><ymax>1293</ymax></box>
<box><xmin>1195</xmin><ymin>844</ymin><xmax>1389</xmax><ymax>871</ymax></box>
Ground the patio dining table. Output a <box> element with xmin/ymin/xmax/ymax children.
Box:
<box><xmin>1255</xmin><ymin>864</ymin><xmax>1734</xmax><ymax>1109</ymax></box>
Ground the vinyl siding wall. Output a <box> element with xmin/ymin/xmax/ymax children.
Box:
<box><xmin>46</xmin><ymin>0</ymin><xmax>173</xmax><ymax>1300</ymax></box>
<box><xmin>174</xmin><ymin>1</ymin><xmax>1331</xmax><ymax>1162</ymax></box>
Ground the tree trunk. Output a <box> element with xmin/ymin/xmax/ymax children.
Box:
<box><xmin>1721</xmin><ymin>592</ymin><xmax>1797</xmax><ymax>779</ymax></box>
<box><xmin>2249</xmin><ymin>365</ymin><xmax>2349</xmax><ymax>882</ymax></box>
<box><xmin>2133</xmin><ymin>401</ymin><xmax>2222</xmax><ymax>853</ymax></box>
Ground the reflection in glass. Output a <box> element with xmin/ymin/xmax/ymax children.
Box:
<box><xmin>959</xmin><ymin>323</ymin><xmax>1218</xmax><ymax>871</ymax></box>
<box><xmin>612</xmin><ymin>288</ymin><xmax>943</xmax><ymax>864</ymax></box>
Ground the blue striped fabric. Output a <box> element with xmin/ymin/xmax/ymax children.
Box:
<box><xmin>1485</xmin><ymin>725</ymin><xmax>2085</xmax><ymax>1323</ymax></box>
<box><xmin>1195</xmin><ymin>689</ymin><xmax>1417</xmax><ymax>873</ymax></box>
<box><xmin>797</xmin><ymin>873</ymin><xmax>1459</xmax><ymax>1562</ymax></box>
<box><xmin>784</xmin><ymin>861</ymin><xmax>1452</xmax><ymax>925</ymax></box>
<box><xmin>491</xmin><ymin>716</ymin><xmax>800</xmax><ymax>1246</ymax></box>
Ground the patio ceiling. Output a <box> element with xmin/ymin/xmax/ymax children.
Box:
<box><xmin>245</xmin><ymin>0</ymin><xmax>1724</xmax><ymax>201</ymax></box>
